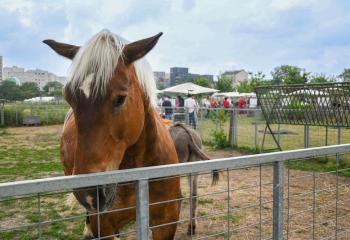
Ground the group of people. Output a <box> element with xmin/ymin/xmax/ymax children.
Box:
<box><xmin>159</xmin><ymin>94</ymin><xmax>249</xmax><ymax>129</ymax></box>
<box><xmin>160</xmin><ymin>94</ymin><xmax>198</xmax><ymax>129</ymax></box>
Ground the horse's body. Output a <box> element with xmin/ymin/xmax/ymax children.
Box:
<box><xmin>169</xmin><ymin>123</ymin><xmax>218</xmax><ymax>235</ymax></box>
<box><xmin>45</xmin><ymin>30</ymin><xmax>181</xmax><ymax>239</ymax></box>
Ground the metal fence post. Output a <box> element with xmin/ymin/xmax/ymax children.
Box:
<box><xmin>254</xmin><ymin>122</ymin><xmax>258</xmax><ymax>150</ymax></box>
<box><xmin>136</xmin><ymin>179</ymin><xmax>149</xmax><ymax>240</ymax></box>
<box><xmin>15</xmin><ymin>107</ymin><xmax>18</xmax><ymax>125</ymax></box>
<box><xmin>273</xmin><ymin>161</ymin><xmax>284</xmax><ymax>240</ymax></box>
<box><xmin>46</xmin><ymin>105</ymin><xmax>49</xmax><ymax>124</ymax></box>
<box><xmin>229</xmin><ymin>109</ymin><xmax>237</xmax><ymax>146</ymax></box>
<box><xmin>304</xmin><ymin>125</ymin><xmax>309</xmax><ymax>148</ymax></box>
<box><xmin>0</xmin><ymin>107</ymin><xmax>4</xmax><ymax>126</ymax></box>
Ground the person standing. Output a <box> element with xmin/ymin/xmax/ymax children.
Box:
<box><xmin>223</xmin><ymin>97</ymin><xmax>230</xmax><ymax>108</ymax></box>
<box><xmin>162</xmin><ymin>96</ymin><xmax>173</xmax><ymax>120</ymax></box>
<box><xmin>185</xmin><ymin>94</ymin><xmax>197</xmax><ymax>129</ymax></box>
<box><xmin>238</xmin><ymin>96</ymin><xmax>247</xmax><ymax>115</ymax></box>
<box><xmin>202</xmin><ymin>96</ymin><xmax>211</xmax><ymax>118</ymax></box>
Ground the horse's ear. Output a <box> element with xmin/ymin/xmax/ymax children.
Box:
<box><xmin>123</xmin><ymin>32</ymin><xmax>163</xmax><ymax>64</ymax></box>
<box><xmin>43</xmin><ymin>39</ymin><xmax>80</xmax><ymax>60</ymax></box>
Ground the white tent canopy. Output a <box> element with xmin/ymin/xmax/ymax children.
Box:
<box><xmin>213</xmin><ymin>92</ymin><xmax>240</xmax><ymax>97</ymax></box>
<box><xmin>24</xmin><ymin>97</ymin><xmax>55</xmax><ymax>102</ymax></box>
<box><xmin>213</xmin><ymin>92</ymin><xmax>256</xmax><ymax>98</ymax></box>
<box><xmin>161</xmin><ymin>82</ymin><xmax>219</xmax><ymax>95</ymax></box>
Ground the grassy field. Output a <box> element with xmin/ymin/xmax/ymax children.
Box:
<box><xmin>1</xmin><ymin>102</ymin><xmax>69</xmax><ymax>127</ymax></box>
<box><xmin>196</xmin><ymin>111</ymin><xmax>350</xmax><ymax>177</ymax></box>
<box><xmin>0</xmin><ymin>125</ymin><xmax>349</xmax><ymax>239</ymax></box>
<box><xmin>0</xmin><ymin>115</ymin><xmax>349</xmax><ymax>239</ymax></box>
<box><xmin>0</xmin><ymin>126</ymin><xmax>86</xmax><ymax>239</ymax></box>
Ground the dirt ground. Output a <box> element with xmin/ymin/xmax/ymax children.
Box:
<box><xmin>1</xmin><ymin>125</ymin><xmax>349</xmax><ymax>239</ymax></box>
<box><xmin>170</xmin><ymin>146</ymin><xmax>349</xmax><ymax>240</ymax></box>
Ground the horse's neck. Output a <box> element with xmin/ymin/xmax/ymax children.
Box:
<box><xmin>120</xmin><ymin>105</ymin><xmax>176</xmax><ymax>169</ymax></box>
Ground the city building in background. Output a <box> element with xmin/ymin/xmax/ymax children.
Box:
<box><xmin>3</xmin><ymin>65</ymin><xmax>67</xmax><ymax>89</ymax></box>
<box><xmin>167</xmin><ymin>67</ymin><xmax>213</xmax><ymax>87</ymax></box>
<box><xmin>220</xmin><ymin>70</ymin><xmax>249</xmax><ymax>88</ymax></box>
<box><xmin>170</xmin><ymin>67</ymin><xmax>189</xmax><ymax>86</ymax></box>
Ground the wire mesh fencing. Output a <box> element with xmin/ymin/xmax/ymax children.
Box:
<box><xmin>0</xmin><ymin>144</ymin><xmax>349</xmax><ymax>239</ymax></box>
<box><xmin>0</xmin><ymin>101</ymin><xmax>69</xmax><ymax>127</ymax></box>
<box><xmin>166</xmin><ymin>107</ymin><xmax>349</xmax><ymax>153</ymax></box>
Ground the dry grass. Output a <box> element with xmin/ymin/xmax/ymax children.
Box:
<box><xmin>0</xmin><ymin>126</ymin><xmax>349</xmax><ymax>239</ymax></box>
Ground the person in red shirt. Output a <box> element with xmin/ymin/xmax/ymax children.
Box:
<box><xmin>210</xmin><ymin>98</ymin><xmax>217</xmax><ymax>108</ymax></box>
<box><xmin>223</xmin><ymin>97</ymin><xmax>230</xmax><ymax>108</ymax></box>
<box><xmin>238</xmin><ymin>97</ymin><xmax>247</xmax><ymax>115</ymax></box>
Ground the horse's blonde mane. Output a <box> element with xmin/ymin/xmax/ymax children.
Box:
<box><xmin>68</xmin><ymin>29</ymin><xmax>157</xmax><ymax>107</ymax></box>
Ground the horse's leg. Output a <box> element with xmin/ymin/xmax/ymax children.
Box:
<box><xmin>187</xmin><ymin>174</ymin><xmax>198</xmax><ymax>235</ymax></box>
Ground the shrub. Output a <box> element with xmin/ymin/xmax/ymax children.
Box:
<box><xmin>209</xmin><ymin>108</ymin><xmax>230</xmax><ymax>149</ymax></box>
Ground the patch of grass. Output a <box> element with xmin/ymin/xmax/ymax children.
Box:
<box><xmin>0</xmin><ymin>146</ymin><xmax>62</xmax><ymax>181</ymax></box>
<box><xmin>216</xmin><ymin>213</ymin><xmax>242</xmax><ymax>224</ymax></box>
<box><xmin>286</xmin><ymin>157</ymin><xmax>350</xmax><ymax>177</ymax></box>
<box><xmin>198</xmin><ymin>198</ymin><xmax>214</xmax><ymax>205</ymax></box>
<box><xmin>0</xmin><ymin>129</ymin><xmax>10</xmax><ymax>136</ymax></box>
<box><xmin>198</xmin><ymin>210</ymin><xmax>207</xmax><ymax>217</ymax></box>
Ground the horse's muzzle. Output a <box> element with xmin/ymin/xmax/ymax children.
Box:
<box><xmin>73</xmin><ymin>184</ymin><xmax>117</xmax><ymax>212</ymax></box>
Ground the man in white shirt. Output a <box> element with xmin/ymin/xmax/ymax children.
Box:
<box><xmin>184</xmin><ymin>94</ymin><xmax>197</xmax><ymax>129</ymax></box>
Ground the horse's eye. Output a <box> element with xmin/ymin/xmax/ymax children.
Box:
<box><xmin>113</xmin><ymin>96</ymin><xmax>126</xmax><ymax>108</ymax></box>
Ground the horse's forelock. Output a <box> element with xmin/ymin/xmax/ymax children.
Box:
<box><xmin>67</xmin><ymin>30</ymin><xmax>157</xmax><ymax>107</ymax></box>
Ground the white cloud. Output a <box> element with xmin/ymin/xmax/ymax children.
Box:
<box><xmin>0</xmin><ymin>0</ymin><xmax>34</xmax><ymax>27</ymax></box>
<box><xmin>0</xmin><ymin>0</ymin><xmax>349</xmax><ymax>78</ymax></box>
<box><xmin>270</xmin><ymin>0</ymin><xmax>316</xmax><ymax>11</ymax></box>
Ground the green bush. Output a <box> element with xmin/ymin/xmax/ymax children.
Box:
<box><xmin>209</xmin><ymin>108</ymin><xmax>230</xmax><ymax>149</ymax></box>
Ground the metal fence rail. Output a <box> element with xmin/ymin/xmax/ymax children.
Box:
<box><xmin>1</xmin><ymin>144</ymin><xmax>350</xmax><ymax>239</ymax></box>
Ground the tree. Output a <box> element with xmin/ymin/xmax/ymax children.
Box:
<box><xmin>308</xmin><ymin>74</ymin><xmax>335</xmax><ymax>84</ymax></box>
<box><xmin>0</xmin><ymin>80</ymin><xmax>22</xmax><ymax>100</ymax></box>
<box><xmin>43</xmin><ymin>81</ymin><xmax>64</xmax><ymax>95</ymax></box>
<box><xmin>237</xmin><ymin>81</ymin><xmax>253</xmax><ymax>93</ymax></box>
<box><xmin>249</xmin><ymin>71</ymin><xmax>272</xmax><ymax>88</ymax></box>
<box><xmin>271</xmin><ymin>65</ymin><xmax>309</xmax><ymax>85</ymax></box>
<box><xmin>192</xmin><ymin>76</ymin><xmax>212</xmax><ymax>88</ymax></box>
<box><xmin>339</xmin><ymin>68</ymin><xmax>350</xmax><ymax>82</ymax></box>
<box><xmin>20</xmin><ymin>82</ymin><xmax>40</xmax><ymax>99</ymax></box>
<box><xmin>215</xmin><ymin>76</ymin><xmax>233</xmax><ymax>92</ymax></box>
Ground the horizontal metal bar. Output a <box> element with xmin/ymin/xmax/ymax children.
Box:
<box><xmin>0</xmin><ymin>144</ymin><xmax>349</xmax><ymax>198</ymax></box>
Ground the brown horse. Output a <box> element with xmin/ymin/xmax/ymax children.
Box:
<box><xmin>44</xmin><ymin>30</ymin><xmax>181</xmax><ymax>239</ymax></box>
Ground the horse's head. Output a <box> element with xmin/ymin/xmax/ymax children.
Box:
<box><xmin>44</xmin><ymin>30</ymin><xmax>160</xmax><ymax>211</ymax></box>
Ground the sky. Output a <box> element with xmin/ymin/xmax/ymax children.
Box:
<box><xmin>0</xmin><ymin>0</ymin><xmax>350</xmax><ymax>79</ymax></box>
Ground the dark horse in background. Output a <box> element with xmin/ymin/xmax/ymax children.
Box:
<box><xmin>169</xmin><ymin>123</ymin><xmax>219</xmax><ymax>235</ymax></box>
<box><xmin>44</xmin><ymin>30</ymin><xmax>181</xmax><ymax>239</ymax></box>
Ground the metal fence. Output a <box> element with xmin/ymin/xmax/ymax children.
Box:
<box><xmin>1</xmin><ymin>103</ymin><xmax>348</xmax><ymax>152</ymax></box>
<box><xmin>162</xmin><ymin>107</ymin><xmax>348</xmax><ymax>152</ymax></box>
<box><xmin>0</xmin><ymin>101</ymin><xmax>69</xmax><ymax>126</ymax></box>
<box><xmin>1</xmin><ymin>144</ymin><xmax>349</xmax><ymax>239</ymax></box>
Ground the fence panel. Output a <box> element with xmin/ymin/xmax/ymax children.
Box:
<box><xmin>1</xmin><ymin>144</ymin><xmax>350</xmax><ymax>239</ymax></box>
